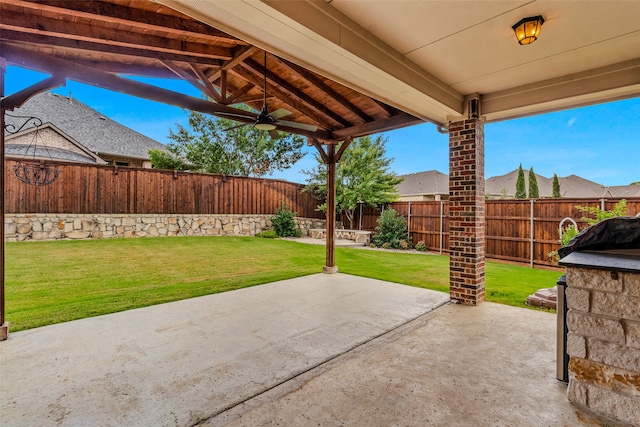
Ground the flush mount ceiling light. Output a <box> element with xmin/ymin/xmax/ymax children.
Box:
<box><xmin>512</xmin><ymin>15</ymin><xmax>545</xmax><ymax>45</ymax></box>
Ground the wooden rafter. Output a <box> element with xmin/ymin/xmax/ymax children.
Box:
<box><xmin>160</xmin><ymin>60</ymin><xmax>221</xmax><ymax>103</ymax></box>
<box><xmin>225</xmin><ymin>82</ymin><xmax>256</xmax><ymax>105</ymax></box>
<box><xmin>205</xmin><ymin>46</ymin><xmax>259</xmax><ymax>84</ymax></box>
<box><xmin>230</xmin><ymin>66</ymin><xmax>333</xmax><ymax>131</ymax></box>
<box><xmin>242</xmin><ymin>58</ymin><xmax>353</xmax><ymax>128</ymax></box>
<box><xmin>5</xmin><ymin>0</ymin><xmax>246</xmax><ymax>46</ymax></box>
<box><xmin>281</xmin><ymin>60</ymin><xmax>372</xmax><ymax>124</ymax></box>
<box><xmin>331</xmin><ymin>112</ymin><xmax>423</xmax><ymax>140</ymax></box>
<box><xmin>1</xmin><ymin>44</ymin><xmax>336</xmax><ymax>142</ymax></box>
<box><xmin>0</xmin><ymin>8</ymin><xmax>233</xmax><ymax>61</ymax></box>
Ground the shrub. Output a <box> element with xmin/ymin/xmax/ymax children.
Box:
<box><xmin>381</xmin><ymin>242</ymin><xmax>392</xmax><ymax>249</ymax></box>
<box><xmin>255</xmin><ymin>230</ymin><xmax>278</xmax><ymax>238</ymax></box>
<box><xmin>371</xmin><ymin>208</ymin><xmax>407</xmax><ymax>249</ymax></box>
<box><xmin>415</xmin><ymin>241</ymin><xmax>427</xmax><ymax>252</ymax></box>
<box><xmin>270</xmin><ymin>203</ymin><xmax>301</xmax><ymax>237</ymax></box>
<box><xmin>398</xmin><ymin>239</ymin><xmax>412</xmax><ymax>250</ymax></box>
<box><xmin>576</xmin><ymin>199</ymin><xmax>628</xmax><ymax>225</ymax></box>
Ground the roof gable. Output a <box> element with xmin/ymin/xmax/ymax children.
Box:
<box><xmin>5</xmin><ymin>92</ymin><xmax>167</xmax><ymax>160</ymax></box>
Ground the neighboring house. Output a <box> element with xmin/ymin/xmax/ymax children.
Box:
<box><xmin>4</xmin><ymin>91</ymin><xmax>168</xmax><ymax>168</ymax></box>
<box><xmin>398</xmin><ymin>168</ymin><xmax>640</xmax><ymax>200</ymax></box>
<box><xmin>396</xmin><ymin>170</ymin><xmax>449</xmax><ymax>201</ymax></box>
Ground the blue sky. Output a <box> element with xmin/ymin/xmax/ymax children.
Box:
<box><xmin>7</xmin><ymin>66</ymin><xmax>640</xmax><ymax>187</ymax></box>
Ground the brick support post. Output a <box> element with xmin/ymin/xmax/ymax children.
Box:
<box><xmin>448</xmin><ymin>118</ymin><xmax>485</xmax><ymax>305</ymax></box>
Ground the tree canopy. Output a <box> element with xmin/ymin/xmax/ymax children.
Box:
<box><xmin>552</xmin><ymin>173</ymin><xmax>562</xmax><ymax>198</ymax></box>
<box><xmin>303</xmin><ymin>135</ymin><xmax>402</xmax><ymax>228</ymax></box>
<box><xmin>149</xmin><ymin>110</ymin><xmax>305</xmax><ymax>177</ymax></box>
<box><xmin>528</xmin><ymin>166</ymin><xmax>540</xmax><ymax>198</ymax></box>
<box><xmin>515</xmin><ymin>164</ymin><xmax>527</xmax><ymax>199</ymax></box>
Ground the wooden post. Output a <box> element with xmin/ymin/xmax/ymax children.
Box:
<box><xmin>324</xmin><ymin>144</ymin><xmax>337</xmax><ymax>273</ymax></box>
<box><xmin>0</xmin><ymin>58</ymin><xmax>7</xmax><ymax>340</ymax></box>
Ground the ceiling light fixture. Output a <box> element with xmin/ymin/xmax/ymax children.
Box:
<box><xmin>512</xmin><ymin>15</ymin><xmax>544</xmax><ymax>45</ymax></box>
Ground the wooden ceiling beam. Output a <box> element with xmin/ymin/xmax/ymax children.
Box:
<box><xmin>205</xmin><ymin>46</ymin><xmax>259</xmax><ymax>83</ymax></box>
<box><xmin>0</xmin><ymin>30</ymin><xmax>223</xmax><ymax>66</ymax></box>
<box><xmin>330</xmin><ymin>112</ymin><xmax>423</xmax><ymax>140</ymax></box>
<box><xmin>242</xmin><ymin>58</ymin><xmax>354</xmax><ymax>128</ymax></box>
<box><xmin>230</xmin><ymin>66</ymin><xmax>334</xmax><ymax>131</ymax></box>
<box><xmin>225</xmin><ymin>82</ymin><xmax>255</xmax><ymax>105</ymax></box>
<box><xmin>6</xmin><ymin>0</ymin><xmax>246</xmax><ymax>46</ymax></box>
<box><xmin>160</xmin><ymin>60</ymin><xmax>221</xmax><ymax>102</ymax></box>
<box><xmin>0</xmin><ymin>8</ymin><xmax>233</xmax><ymax>61</ymax></box>
<box><xmin>1</xmin><ymin>45</ymin><xmax>336</xmax><ymax>142</ymax></box>
<box><xmin>188</xmin><ymin>63</ymin><xmax>223</xmax><ymax>103</ymax></box>
<box><xmin>280</xmin><ymin>60</ymin><xmax>372</xmax><ymax>124</ymax></box>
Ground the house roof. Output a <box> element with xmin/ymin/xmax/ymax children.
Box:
<box><xmin>4</xmin><ymin>92</ymin><xmax>167</xmax><ymax>160</ymax></box>
<box><xmin>402</xmin><ymin>168</ymin><xmax>640</xmax><ymax>199</ymax></box>
<box><xmin>396</xmin><ymin>171</ymin><xmax>449</xmax><ymax>196</ymax></box>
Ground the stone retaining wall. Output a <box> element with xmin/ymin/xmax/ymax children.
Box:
<box><xmin>5</xmin><ymin>214</ymin><xmax>326</xmax><ymax>242</ymax></box>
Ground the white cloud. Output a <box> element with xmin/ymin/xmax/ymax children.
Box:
<box><xmin>567</xmin><ymin>117</ymin><xmax>577</xmax><ymax>127</ymax></box>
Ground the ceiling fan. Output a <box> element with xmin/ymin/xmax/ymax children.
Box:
<box><xmin>223</xmin><ymin>51</ymin><xmax>318</xmax><ymax>139</ymax></box>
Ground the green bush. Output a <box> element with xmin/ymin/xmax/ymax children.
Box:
<box><xmin>415</xmin><ymin>241</ymin><xmax>427</xmax><ymax>252</ymax></box>
<box><xmin>270</xmin><ymin>203</ymin><xmax>301</xmax><ymax>238</ymax></box>
<box><xmin>372</xmin><ymin>208</ymin><xmax>407</xmax><ymax>249</ymax></box>
<box><xmin>255</xmin><ymin>230</ymin><xmax>279</xmax><ymax>238</ymax></box>
<box><xmin>381</xmin><ymin>242</ymin><xmax>392</xmax><ymax>249</ymax></box>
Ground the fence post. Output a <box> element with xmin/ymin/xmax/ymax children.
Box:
<box><xmin>530</xmin><ymin>199</ymin><xmax>535</xmax><ymax>268</ymax></box>
<box><xmin>439</xmin><ymin>200</ymin><xmax>444</xmax><ymax>255</ymax></box>
<box><xmin>407</xmin><ymin>201</ymin><xmax>411</xmax><ymax>241</ymax></box>
<box><xmin>358</xmin><ymin>202</ymin><xmax>363</xmax><ymax>231</ymax></box>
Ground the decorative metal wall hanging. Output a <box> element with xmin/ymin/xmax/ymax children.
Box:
<box><xmin>4</xmin><ymin>113</ymin><xmax>60</xmax><ymax>186</ymax></box>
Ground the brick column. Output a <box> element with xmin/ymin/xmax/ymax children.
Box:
<box><xmin>449</xmin><ymin>118</ymin><xmax>485</xmax><ymax>305</ymax></box>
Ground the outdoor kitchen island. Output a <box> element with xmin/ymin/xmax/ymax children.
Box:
<box><xmin>560</xmin><ymin>247</ymin><xmax>640</xmax><ymax>426</ymax></box>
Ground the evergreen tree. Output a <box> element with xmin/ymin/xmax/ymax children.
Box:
<box><xmin>515</xmin><ymin>164</ymin><xmax>527</xmax><ymax>199</ymax></box>
<box><xmin>552</xmin><ymin>173</ymin><xmax>562</xmax><ymax>198</ymax></box>
<box><xmin>528</xmin><ymin>166</ymin><xmax>540</xmax><ymax>198</ymax></box>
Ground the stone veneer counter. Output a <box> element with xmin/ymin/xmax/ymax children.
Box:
<box><xmin>560</xmin><ymin>250</ymin><xmax>640</xmax><ymax>426</ymax></box>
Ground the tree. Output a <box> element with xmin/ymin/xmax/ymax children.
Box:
<box><xmin>528</xmin><ymin>166</ymin><xmax>540</xmax><ymax>198</ymax></box>
<box><xmin>147</xmin><ymin>148</ymin><xmax>187</xmax><ymax>170</ymax></box>
<box><xmin>303</xmin><ymin>135</ymin><xmax>402</xmax><ymax>228</ymax></box>
<box><xmin>515</xmin><ymin>164</ymin><xmax>527</xmax><ymax>199</ymax></box>
<box><xmin>165</xmin><ymin>110</ymin><xmax>305</xmax><ymax>177</ymax></box>
<box><xmin>552</xmin><ymin>174</ymin><xmax>562</xmax><ymax>198</ymax></box>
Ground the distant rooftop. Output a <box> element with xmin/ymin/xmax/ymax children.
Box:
<box><xmin>5</xmin><ymin>92</ymin><xmax>167</xmax><ymax>160</ymax></box>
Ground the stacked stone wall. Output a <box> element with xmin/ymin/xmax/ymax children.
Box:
<box><xmin>5</xmin><ymin>214</ymin><xmax>326</xmax><ymax>242</ymax></box>
<box><xmin>565</xmin><ymin>267</ymin><xmax>640</xmax><ymax>426</ymax></box>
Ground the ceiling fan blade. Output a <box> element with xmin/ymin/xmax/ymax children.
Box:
<box><xmin>268</xmin><ymin>129</ymin><xmax>280</xmax><ymax>139</ymax></box>
<box><xmin>269</xmin><ymin>108</ymin><xmax>292</xmax><ymax>120</ymax></box>
<box><xmin>275</xmin><ymin>120</ymin><xmax>318</xmax><ymax>132</ymax></box>
<box><xmin>217</xmin><ymin>112</ymin><xmax>256</xmax><ymax>120</ymax></box>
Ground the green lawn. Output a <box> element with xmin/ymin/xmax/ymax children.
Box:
<box><xmin>5</xmin><ymin>237</ymin><xmax>562</xmax><ymax>331</ymax></box>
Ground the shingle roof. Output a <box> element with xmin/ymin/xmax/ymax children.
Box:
<box><xmin>396</xmin><ymin>170</ymin><xmax>449</xmax><ymax>196</ymax></box>
<box><xmin>399</xmin><ymin>168</ymin><xmax>640</xmax><ymax>199</ymax></box>
<box><xmin>5</xmin><ymin>92</ymin><xmax>167</xmax><ymax>159</ymax></box>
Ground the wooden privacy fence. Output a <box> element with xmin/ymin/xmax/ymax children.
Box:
<box><xmin>349</xmin><ymin>198</ymin><xmax>640</xmax><ymax>268</ymax></box>
<box><xmin>5</xmin><ymin>159</ymin><xmax>324</xmax><ymax>218</ymax></box>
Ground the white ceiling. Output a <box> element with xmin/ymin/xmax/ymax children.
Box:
<box><xmin>160</xmin><ymin>0</ymin><xmax>640</xmax><ymax>126</ymax></box>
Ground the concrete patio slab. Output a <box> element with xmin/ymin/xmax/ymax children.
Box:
<box><xmin>0</xmin><ymin>273</ymin><xmax>448</xmax><ymax>427</ymax></box>
<box><xmin>204</xmin><ymin>303</ymin><xmax>630</xmax><ymax>427</ymax></box>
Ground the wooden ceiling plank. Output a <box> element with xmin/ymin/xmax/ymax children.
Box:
<box><xmin>0</xmin><ymin>9</ymin><xmax>233</xmax><ymax>60</ymax></box>
<box><xmin>243</xmin><ymin>58</ymin><xmax>354</xmax><ymax>128</ymax></box>
<box><xmin>1</xmin><ymin>44</ymin><xmax>336</xmax><ymax>142</ymax></box>
<box><xmin>230</xmin><ymin>66</ymin><xmax>334</xmax><ymax>131</ymax></box>
<box><xmin>206</xmin><ymin>46</ymin><xmax>259</xmax><ymax>83</ymax></box>
<box><xmin>281</xmin><ymin>60</ymin><xmax>372</xmax><ymax>123</ymax></box>
<box><xmin>6</xmin><ymin>0</ymin><xmax>247</xmax><ymax>46</ymax></box>
<box><xmin>330</xmin><ymin>112</ymin><xmax>423</xmax><ymax>140</ymax></box>
<box><xmin>0</xmin><ymin>30</ymin><xmax>223</xmax><ymax>66</ymax></box>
